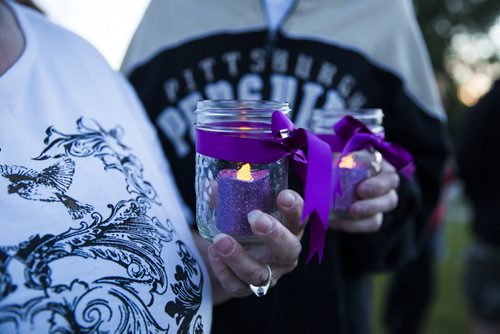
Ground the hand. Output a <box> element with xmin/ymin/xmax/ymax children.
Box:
<box><xmin>196</xmin><ymin>189</ymin><xmax>305</xmax><ymax>304</ymax></box>
<box><xmin>328</xmin><ymin>160</ymin><xmax>400</xmax><ymax>233</ymax></box>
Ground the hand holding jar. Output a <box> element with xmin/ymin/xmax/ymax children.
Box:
<box><xmin>311</xmin><ymin>108</ymin><xmax>414</xmax><ymax>233</ymax></box>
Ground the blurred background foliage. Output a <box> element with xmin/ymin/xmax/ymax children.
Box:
<box><xmin>374</xmin><ymin>2</ymin><xmax>499</xmax><ymax>333</ymax></box>
<box><xmin>413</xmin><ymin>0</ymin><xmax>499</xmax><ymax>136</ymax></box>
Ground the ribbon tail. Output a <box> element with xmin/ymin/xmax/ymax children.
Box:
<box><xmin>305</xmin><ymin>211</ymin><xmax>326</xmax><ymax>263</ymax></box>
<box><xmin>399</xmin><ymin>163</ymin><xmax>416</xmax><ymax>180</ymax></box>
<box><xmin>271</xmin><ymin>114</ymin><xmax>334</xmax><ymax>264</ymax></box>
<box><xmin>299</xmin><ymin>130</ymin><xmax>333</xmax><ymax>263</ymax></box>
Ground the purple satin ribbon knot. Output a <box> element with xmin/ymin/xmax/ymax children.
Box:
<box><xmin>318</xmin><ymin>115</ymin><xmax>416</xmax><ymax>201</ymax></box>
<box><xmin>196</xmin><ymin>111</ymin><xmax>332</xmax><ymax>262</ymax></box>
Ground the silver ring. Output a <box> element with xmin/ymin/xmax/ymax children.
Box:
<box><xmin>248</xmin><ymin>265</ymin><xmax>272</xmax><ymax>297</ymax></box>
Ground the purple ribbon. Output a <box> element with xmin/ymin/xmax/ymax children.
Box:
<box><xmin>196</xmin><ymin>111</ymin><xmax>332</xmax><ymax>262</ymax></box>
<box><xmin>318</xmin><ymin>115</ymin><xmax>416</xmax><ymax>201</ymax></box>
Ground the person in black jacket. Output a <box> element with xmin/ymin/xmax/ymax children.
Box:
<box><xmin>122</xmin><ymin>0</ymin><xmax>450</xmax><ymax>332</ymax></box>
<box><xmin>456</xmin><ymin>78</ymin><xmax>500</xmax><ymax>334</ymax></box>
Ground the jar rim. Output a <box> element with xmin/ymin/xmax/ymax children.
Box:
<box><xmin>196</xmin><ymin>99</ymin><xmax>291</xmax><ymax>116</ymax></box>
<box><xmin>311</xmin><ymin>108</ymin><xmax>384</xmax><ymax>135</ymax></box>
<box><xmin>312</xmin><ymin>108</ymin><xmax>384</xmax><ymax>121</ymax></box>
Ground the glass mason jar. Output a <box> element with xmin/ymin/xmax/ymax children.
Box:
<box><xmin>311</xmin><ymin>108</ymin><xmax>384</xmax><ymax>219</ymax></box>
<box><xmin>195</xmin><ymin>100</ymin><xmax>290</xmax><ymax>245</ymax></box>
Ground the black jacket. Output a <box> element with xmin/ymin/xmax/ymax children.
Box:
<box><xmin>123</xmin><ymin>1</ymin><xmax>449</xmax><ymax>332</ymax></box>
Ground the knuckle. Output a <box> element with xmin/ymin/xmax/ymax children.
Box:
<box><xmin>269</xmin><ymin>225</ymin><xmax>286</xmax><ymax>244</ymax></box>
<box><xmin>285</xmin><ymin>242</ymin><xmax>302</xmax><ymax>264</ymax></box>
<box><xmin>383</xmin><ymin>160</ymin><xmax>396</xmax><ymax>172</ymax></box>
<box><xmin>267</xmin><ymin>253</ymin><xmax>280</xmax><ymax>266</ymax></box>
<box><xmin>226</xmin><ymin>280</ymin><xmax>245</xmax><ymax>295</ymax></box>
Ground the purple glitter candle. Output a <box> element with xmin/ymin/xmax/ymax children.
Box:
<box><xmin>216</xmin><ymin>165</ymin><xmax>270</xmax><ymax>235</ymax></box>
<box><xmin>332</xmin><ymin>167</ymin><xmax>370</xmax><ymax>215</ymax></box>
<box><xmin>331</xmin><ymin>154</ymin><xmax>371</xmax><ymax>217</ymax></box>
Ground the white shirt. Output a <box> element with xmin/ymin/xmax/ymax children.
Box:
<box><xmin>0</xmin><ymin>2</ymin><xmax>212</xmax><ymax>333</ymax></box>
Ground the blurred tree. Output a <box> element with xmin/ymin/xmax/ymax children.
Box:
<box><xmin>413</xmin><ymin>0</ymin><xmax>499</xmax><ymax>135</ymax></box>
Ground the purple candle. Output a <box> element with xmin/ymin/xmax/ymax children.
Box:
<box><xmin>332</xmin><ymin>155</ymin><xmax>370</xmax><ymax>217</ymax></box>
<box><xmin>216</xmin><ymin>164</ymin><xmax>270</xmax><ymax>235</ymax></box>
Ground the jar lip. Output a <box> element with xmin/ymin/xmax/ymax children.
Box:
<box><xmin>196</xmin><ymin>99</ymin><xmax>291</xmax><ymax>116</ymax></box>
<box><xmin>312</xmin><ymin>108</ymin><xmax>384</xmax><ymax>120</ymax></box>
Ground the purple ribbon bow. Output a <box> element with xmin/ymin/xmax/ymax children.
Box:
<box><xmin>318</xmin><ymin>115</ymin><xmax>416</xmax><ymax>201</ymax></box>
<box><xmin>196</xmin><ymin>111</ymin><xmax>332</xmax><ymax>262</ymax></box>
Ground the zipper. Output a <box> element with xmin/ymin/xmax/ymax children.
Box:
<box><xmin>261</xmin><ymin>0</ymin><xmax>300</xmax><ymax>59</ymax></box>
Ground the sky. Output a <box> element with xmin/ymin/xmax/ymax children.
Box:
<box><xmin>35</xmin><ymin>0</ymin><xmax>151</xmax><ymax>69</ymax></box>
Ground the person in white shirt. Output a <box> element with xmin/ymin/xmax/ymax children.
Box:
<box><xmin>0</xmin><ymin>1</ymin><xmax>306</xmax><ymax>333</ymax></box>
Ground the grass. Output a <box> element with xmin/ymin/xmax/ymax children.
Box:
<box><xmin>424</xmin><ymin>221</ymin><xmax>471</xmax><ymax>333</ymax></box>
<box><xmin>373</xmin><ymin>190</ymin><xmax>472</xmax><ymax>334</ymax></box>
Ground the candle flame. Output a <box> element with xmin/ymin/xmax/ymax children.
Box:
<box><xmin>339</xmin><ymin>155</ymin><xmax>356</xmax><ymax>169</ymax></box>
<box><xmin>237</xmin><ymin>163</ymin><xmax>253</xmax><ymax>181</ymax></box>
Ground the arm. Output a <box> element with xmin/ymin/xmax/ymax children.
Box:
<box><xmin>193</xmin><ymin>189</ymin><xmax>305</xmax><ymax>304</ymax></box>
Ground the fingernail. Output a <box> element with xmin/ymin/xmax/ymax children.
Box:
<box><xmin>248</xmin><ymin>210</ymin><xmax>273</xmax><ymax>234</ymax></box>
<box><xmin>213</xmin><ymin>234</ymin><xmax>235</xmax><ymax>256</ymax></box>
<box><xmin>279</xmin><ymin>190</ymin><xmax>296</xmax><ymax>208</ymax></box>
<box><xmin>247</xmin><ymin>210</ymin><xmax>262</xmax><ymax>225</ymax></box>
<box><xmin>208</xmin><ymin>245</ymin><xmax>220</xmax><ymax>260</ymax></box>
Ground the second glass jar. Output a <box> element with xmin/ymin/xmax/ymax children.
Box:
<box><xmin>311</xmin><ymin>108</ymin><xmax>384</xmax><ymax>219</ymax></box>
